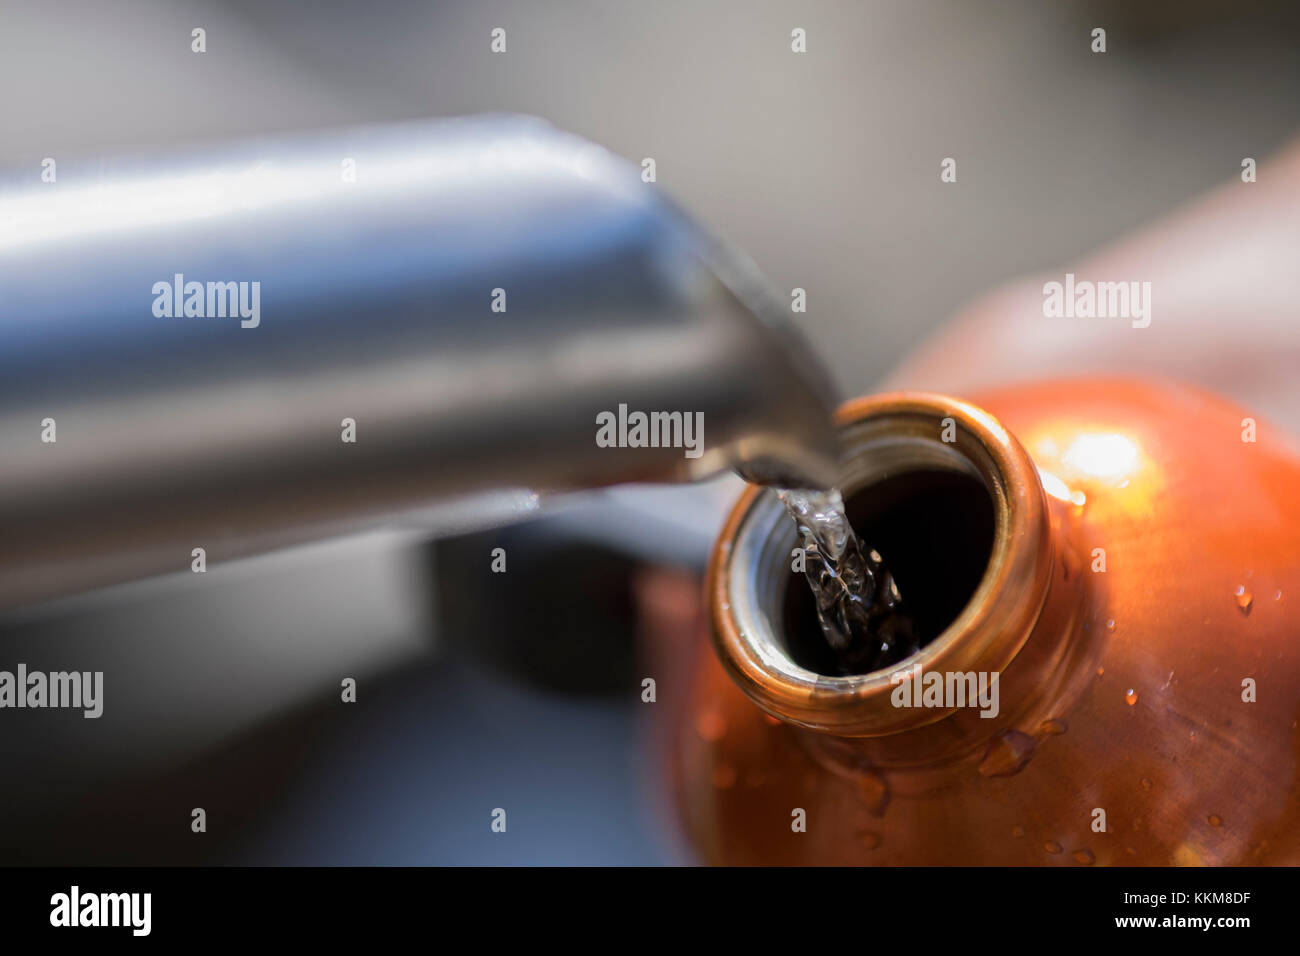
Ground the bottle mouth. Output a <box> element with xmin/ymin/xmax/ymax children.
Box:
<box><xmin>708</xmin><ymin>392</ymin><xmax>1053</xmax><ymax>736</ymax></box>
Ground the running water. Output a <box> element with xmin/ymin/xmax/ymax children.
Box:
<box><xmin>777</xmin><ymin>487</ymin><xmax>918</xmax><ymax>674</ymax></box>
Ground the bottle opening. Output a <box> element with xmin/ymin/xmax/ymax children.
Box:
<box><xmin>710</xmin><ymin>392</ymin><xmax>1053</xmax><ymax>736</ymax></box>
<box><xmin>781</xmin><ymin>468</ymin><xmax>995</xmax><ymax>676</ymax></box>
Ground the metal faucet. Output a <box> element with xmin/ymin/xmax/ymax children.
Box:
<box><xmin>0</xmin><ymin>115</ymin><xmax>839</xmax><ymax>609</ymax></box>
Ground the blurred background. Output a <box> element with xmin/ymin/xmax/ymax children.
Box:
<box><xmin>1</xmin><ymin>0</ymin><xmax>1298</xmax><ymax>864</ymax></box>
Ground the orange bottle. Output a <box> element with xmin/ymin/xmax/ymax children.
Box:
<box><xmin>675</xmin><ymin>379</ymin><xmax>1300</xmax><ymax>865</ymax></box>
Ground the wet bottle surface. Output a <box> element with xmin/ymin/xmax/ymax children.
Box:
<box><xmin>676</xmin><ymin>380</ymin><xmax>1300</xmax><ymax>865</ymax></box>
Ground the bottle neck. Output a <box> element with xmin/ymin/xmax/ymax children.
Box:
<box><xmin>710</xmin><ymin>392</ymin><xmax>1082</xmax><ymax>767</ymax></box>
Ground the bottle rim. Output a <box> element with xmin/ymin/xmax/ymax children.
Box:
<box><xmin>708</xmin><ymin>391</ymin><xmax>1054</xmax><ymax>736</ymax></box>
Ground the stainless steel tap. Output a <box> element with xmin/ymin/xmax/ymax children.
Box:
<box><xmin>0</xmin><ymin>115</ymin><xmax>839</xmax><ymax>609</ymax></box>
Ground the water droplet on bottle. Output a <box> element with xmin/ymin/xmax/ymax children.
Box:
<box><xmin>1096</xmin><ymin>666</ymin><xmax>1105</xmax><ymax>677</ymax></box>
<box><xmin>1044</xmin><ymin>840</ymin><xmax>1063</xmax><ymax>854</ymax></box>
<box><xmin>856</xmin><ymin>770</ymin><xmax>890</xmax><ymax>816</ymax></box>
<box><xmin>1140</xmin><ymin>777</ymin><xmax>1152</xmax><ymax>791</ymax></box>
<box><xmin>1072</xmin><ymin>848</ymin><xmax>1095</xmax><ymax>865</ymax></box>
<box><xmin>1274</xmin><ymin>589</ymin><xmax>1283</xmax><ymax>601</ymax></box>
<box><xmin>1125</xmin><ymin>688</ymin><xmax>1139</xmax><ymax>706</ymax></box>
<box><xmin>1011</xmin><ymin>825</ymin><xmax>1025</xmax><ymax>838</ymax></box>
<box><xmin>1038</xmin><ymin>718</ymin><xmax>1068</xmax><ymax>736</ymax></box>
<box><xmin>1106</xmin><ymin>619</ymin><xmax>1116</xmax><ymax>632</ymax></box>
<box><xmin>1208</xmin><ymin>814</ymin><xmax>1223</xmax><ymax>827</ymax></box>
<box><xmin>1234</xmin><ymin>586</ymin><xmax>1253</xmax><ymax>615</ymax></box>
<box><xmin>978</xmin><ymin>729</ymin><xmax>1038</xmax><ymax>777</ymax></box>
<box><xmin>858</xmin><ymin>830</ymin><xmax>882</xmax><ymax>850</ymax></box>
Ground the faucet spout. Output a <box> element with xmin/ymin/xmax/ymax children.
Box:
<box><xmin>0</xmin><ymin>115</ymin><xmax>838</xmax><ymax>608</ymax></box>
